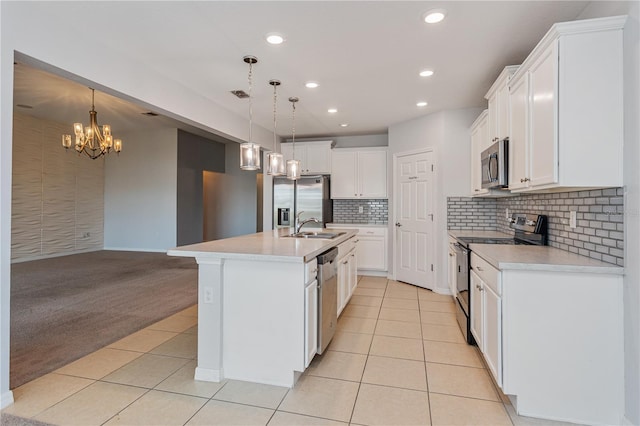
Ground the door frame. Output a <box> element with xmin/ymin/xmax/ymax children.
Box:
<box><xmin>391</xmin><ymin>147</ymin><xmax>437</xmax><ymax>287</ymax></box>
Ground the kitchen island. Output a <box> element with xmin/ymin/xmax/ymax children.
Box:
<box><xmin>167</xmin><ymin>228</ymin><xmax>357</xmax><ymax>387</ymax></box>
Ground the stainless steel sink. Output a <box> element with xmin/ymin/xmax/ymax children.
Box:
<box><xmin>286</xmin><ymin>231</ymin><xmax>346</xmax><ymax>239</ymax></box>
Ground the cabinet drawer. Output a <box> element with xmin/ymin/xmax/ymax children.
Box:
<box><xmin>337</xmin><ymin>237</ymin><xmax>357</xmax><ymax>259</ymax></box>
<box><xmin>357</xmin><ymin>228</ymin><xmax>386</xmax><ymax>237</ymax></box>
<box><xmin>305</xmin><ymin>259</ymin><xmax>318</xmax><ymax>284</ymax></box>
<box><xmin>470</xmin><ymin>253</ymin><xmax>501</xmax><ymax>295</ymax></box>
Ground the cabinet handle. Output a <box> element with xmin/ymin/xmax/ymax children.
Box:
<box><xmin>449</xmin><ymin>253</ymin><xmax>454</xmax><ymax>257</ymax></box>
<box><xmin>476</xmin><ymin>266</ymin><xmax>483</xmax><ymax>272</ymax></box>
<box><xmin>520</xmin><ymin>177</ymin><xmax>530</xmax><ymax>183</ymax></box>
<box><xmin>474</xmin><ymin>189</ymin><xmax>479</xmax><ymax>192</ymax></box>
<box><xmin>395</xmin><ymin>222</ymin><xmax>402</xmax><ymax>227</ymax></box>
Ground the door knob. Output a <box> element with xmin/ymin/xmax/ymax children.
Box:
<box><xmin>395</xmin><ymin>222</ymin><xmax>402</xmax><ymax>227</ymax></box>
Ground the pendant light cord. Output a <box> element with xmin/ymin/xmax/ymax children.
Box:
<box><xmin>248</xmin><ymin>60</ymin><xmax>253</xmax><ymax>144</ymax></box>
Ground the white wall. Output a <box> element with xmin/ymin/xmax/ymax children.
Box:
<box><xmin>293</xmin><ymin>134</ymin><xmax>388</xmax><ymax>148</ymax></box>
<box><xmin>388</xmin><ymin>108</ymin><xmax>482</xmax><ymax>293</ymax></box>
<box><xmin>575</xmin><ymin>3</ymin><xmax>640</xmax><ymax>425</ymax></box>
<box><xmin>11</xmin><ymin>113</ymin><xmax>105</xmax><ymax>262</ymax></box>
<box><xmin>104</xmin><ymin>128</ymin><xmax>178</xmax><ymax>252</ymax></box>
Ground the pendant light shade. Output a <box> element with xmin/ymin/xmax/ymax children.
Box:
<box><xmin>286</xmin><ymin>158</ymin><xmax>301</xmax><ymax>180</ymax></box>
<box><xmin>266</xmin><ymin>79</ymin><xmax>285</xmax><ymax>176</ymax></box>
<box><xmin>286</xmin><ymin>96</ymin><xmax>301</xmax><ymax>180</ymax></box>
<box><xmin>266</xmin><ymin>152</ymin><xmax>285</xmax><ymax>175</ymax></box>
<box><xmin>240</xmin><ymin>55</ymin><xmax>261</xmax><ymax>171</ymax></box>
<box><xmin>240</xmin><ymin>142</ymin><xmax>261</xmax><ymax>170</ymax></box>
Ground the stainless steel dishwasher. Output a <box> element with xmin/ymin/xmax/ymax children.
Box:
<box><xmin>316</xmin><ymin>247</ymin><xmax>338</xmax><ymax>354</ymax></box>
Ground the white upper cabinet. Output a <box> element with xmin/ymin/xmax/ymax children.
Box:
<box><xmin>281</xmin><ymin>140</ymin><xmax>333</xmax><ymax>175</ymax></box>
<box><xmin>331</xmin><ymin>148</ymin><xmax>387</xmax><ymax>199</ymax></box>
<box><xmin>470</xmin><ymin>111</ymin><xmax>489</xmax><ymax>196</ymax></box>
<box><xmin>485</xmin><ymin>65</ymin><xmax>519</xmax><ymax>144</ymax></box>
<box><xmin>508</xmin><ymin>16</ymin><xmax>625</xmax><ymax>192</ymax></box>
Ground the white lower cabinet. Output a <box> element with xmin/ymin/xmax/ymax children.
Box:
<box><xmin>469</xmin><ymin>269</ymin><xmax>484</xmax><ymax>350</ymax></box>
<box><xmin>470</xmin><ymin>251</ymin><xmax>623</xmax><ymax>425</ymax></box>
<box><xmin>335</xmin><ymin>237</ymin><xmax>358</xmax><ymax>316</ymax></box>
<box><xmin>304</xmin><ymin>259</ymin><xmax>318</xmax><ymax>368</ymax></box>
<box><xmin>304</xmin><ymin>279</ymin><xmax>318</xmax><ymax>368</ymax></box>
<box><xmin>470</xmin><ymin>254</ymin><xmax>502</xmax><ymax>387</ymax></box>
<box><xmin>447</xmin><ymin>239</ymin><xmax>457</xmax><ymax>296</ymax></box>
<box><xmin>326</xmin><ymin>224</ymin><xmax>387</xmax><ymax>273</ymax></box>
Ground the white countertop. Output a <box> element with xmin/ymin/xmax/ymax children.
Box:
<box><xmin>327</xmin><ymin>223</ymin><xmax>388</xmax><ymax>228</ymax></box>
<box><xmin>470</xmin><ymin>243</ymin><xmax>624</xmax><ymax>275</ymax></box>
<box><xmin>448</xmin><ymin>230</ymin><xmax>513</xmax><ymax>240</ymax></box>
<box><xmin>167</xmin><ymin>228</ymin><xmax>358</xmax><ymax>263</ymax></box>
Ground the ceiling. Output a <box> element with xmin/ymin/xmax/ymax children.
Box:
<box><xmin>13</xmin><ymin>1</ymin><xmax>593</xmax><ymax>142</ymax></box>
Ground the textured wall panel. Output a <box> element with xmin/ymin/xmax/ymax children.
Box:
<box><xmin>11</xmin><ymin>113</ymin><xmax>104</xmax><ymax>262</ymax></box>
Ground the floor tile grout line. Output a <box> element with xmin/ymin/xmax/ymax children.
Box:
<box><xmin>417</xmin><ymin>295</ymin><xmax>434</xmax><ymax>426</ymax></box>
<box><xmin>99</xmin><ymin>387</ymin><xmax>154</xmax><ymax>426</ymax></box>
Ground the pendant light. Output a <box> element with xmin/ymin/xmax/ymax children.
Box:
<box><xmin>265</xmin><ymin>79</ymin><xmax>285</xmax><ymax>176</ymax></box>
<box><xmin>286</xmin><ymin>97</ymin><xmax>301</xmax><ymax>180</ymax></box>
<box><xmin>240</xmin><ymin>55</ymin><xmax>261</xmax><ymax>171</ymax></box>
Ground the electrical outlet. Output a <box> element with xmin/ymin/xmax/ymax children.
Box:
<box><xmin>359</xmin><ymin>206</ymin><xmax>364</xmax><ymax>214</ymax></box>
<box><xmin>569</xmin><ymin>210</ymin><xmax>577</xmax><ymax>228</ymax></box>
<box><xmin>204</xmin><ymin>287</ymin><xmax>214</xmax><ymax>304</ymax></box>
<box><xmin>505</xmin><ymin>208</ymin><xmax>509</xmax><ymax>219</ymax></box>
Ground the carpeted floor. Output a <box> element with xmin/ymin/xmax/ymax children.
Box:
<box><xmin>10</xmin><ymin>250</ymin><xmax>197</xmax><ymax>389</ymax></box>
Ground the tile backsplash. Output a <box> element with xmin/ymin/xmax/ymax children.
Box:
<box><xmin>447</xmin><ymin>188</ymin><xmax>624</xmax><ymax>266</ymax></box>
<box><xmin>333</xmin><ymin>199</ymin><xmax>388</xmax><ymax>224</ymax></box>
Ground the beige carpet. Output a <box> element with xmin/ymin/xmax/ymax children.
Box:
<box><xmin>10</xmin><ymin>250</ymin><xmax>197</xmax><ymax>389</ymax></box>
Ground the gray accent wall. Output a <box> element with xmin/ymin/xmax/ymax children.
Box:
<box><xmin>447</xmin><ymin>188</ymin><xmax>625</xmax><ymax>266</ymax></box>
<box><xmin>176</xmin><ymin>130</ymin><xmax>225</xmax><ymax>246</ymax></box>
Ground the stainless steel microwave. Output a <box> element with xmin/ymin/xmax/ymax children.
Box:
<box><xmin>481</xmin><ymin>138</ymin><xmax>508</xmax><ymax>189</ymax></box>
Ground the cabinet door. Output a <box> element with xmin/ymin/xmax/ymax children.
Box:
<box><xmin>304</xmin><ymin>279</ymin><xmax>318</xmax><ymax>367</ymax></box>
<box><xmin>337</xmin><ymin>256</ymin><xmax>349</xmax><ymax>316</ymax></box>
<box><xmin>331</xmin><ymin>151</ymin><xmax>357</xmax><ymax>198</ymax></box>
<box><xmin>528</xmin><ymin>42</ymin><xmax>558</xmax><ymax>187</ymax></box>
<box><xmin>470</xmin><ymin>115</ymin><xmax>489</xmax><ymax>195</ymax></box>
<box><xmin>305</xmin><ymin>144</ymin><xmax>331</xmax><ymax>174</ymax></box>
<box><xmin>358</xmin><ymin>150</ymin><xmax>387</xmax><ymax>198</ymax></box>
<box><xmin>348</xmin><ymin>251</ymin><xmax>358</xmax><ymax>297</ymax></box>
<box><xmin>487</xmin><ymin>93</ymin><xmax>499</xmax><ymax>145</ymax></box>
<box><xmin>281</xmin><ymin>144</ymin><xmax>308</xmax><ymax>173</ymax></box>
<box><xmin>496</xmin><ymin>82</ymin><xmax>511</xmax><ymax>140</ymax></box>
<box><xmin>448</xmin><ymin>247</ymin><xmax>457</xmax><ymax>296</ymax></box>
<box><xmin>357</xmin><ymin>236</ymin><xmax>386</xmax><ymax>271</ymax></box>
<box><xmin>484</xmin><ymin>284</ymin><xmax>502</xmax><ymax>387</ymax></box>
<box><xmin>470</xmin><ymin>270</ymin><xmax>483</xmax><ymax>348</ymax></box>
<box><xmin>509</xmin><ymin>74</ymin><xmax>529</xmax><ymax>190</ymax></box>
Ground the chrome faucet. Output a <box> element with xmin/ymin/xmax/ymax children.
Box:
<box><xmin>295</xmin><ymin>211</ymin><xmax>321</xmax><ymax>233</ymax></box>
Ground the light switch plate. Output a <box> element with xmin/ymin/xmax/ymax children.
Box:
<box><xmin>359</xmin><ymin>206</ymin><xmax>364</xmax><ymax>214</ymax></box>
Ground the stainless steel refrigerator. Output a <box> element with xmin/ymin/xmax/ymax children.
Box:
<box><xmin>273</xmin><ymin>175</ymin><xmax>332</xmax><ymax>229</ymax></box>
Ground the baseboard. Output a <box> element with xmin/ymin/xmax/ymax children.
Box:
<box><xmin>0</xmin><ymin>390</ymin><xmax>14</xmax><ymax>409</ymax></box>
<box><xmin>622</xmin><ymin>415</ymin><xmax>636</xmax><ymax>425</ymax></box>
<box><xmin>103</xmin><ymin>247</ymin><xmax>168</xmax><ymax>253</ymax></box>
<box><xmin>358</xmin><ymin>270</ymin><xmax>387</xmax><ymax>277</ymax></box>
<box><xmin>195</xmin><ymin>367</ymin><xmax>223</xmax><ymax>382</ymax></box>
<box><xmin>11</xmin><ymin>248</ymin><xmax>102</xmax><ymax>264</ymax></box>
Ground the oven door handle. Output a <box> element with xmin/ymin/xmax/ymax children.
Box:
<box><xmin>453</xmin><ymin>242</ymin><xmax>468</xmax><ymax>254</ymax></box>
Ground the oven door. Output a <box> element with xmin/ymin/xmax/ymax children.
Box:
<box><xmin>453</xmin><ymin>243</ymin><xmax>469</xmax><ymax>314</ymax></box>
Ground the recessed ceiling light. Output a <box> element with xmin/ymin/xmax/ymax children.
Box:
<box><xmin>305</xmin><ymin>82</ymin><xmax>319</xmax><ymax>89</ymax></box>
<box><xmin>340</xmin><ymin>123</ymin><xmax>349</xmax><ymax>127</ymax></box>
<box><xmin>328</xmin><ymin>108</ymin><xmax>338</xmax><ymax>114</ymax></box>
<box><xmin>422</xmin><ymin>9</ymin><xmax>447</xmax><ymax>24</ymax></box>
<box><xmin>419</xmin><ymin>70</ymin><xmax>434</xmax><ymax>77</ymax></box>
<box><xmin>416</xmin><ymin>101</ymin><xmax>428</xmax><ymax>107</ymax></box>
<box><xmin>265</xmin><ymin>33</ymin><xmax>285</xmax><ymax>45</ymax></box>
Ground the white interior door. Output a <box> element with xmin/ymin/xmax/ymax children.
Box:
<box><xmin>394</xmin><ymin>150</ymin><xmax>434</xmax><ymax>289</ymax></box>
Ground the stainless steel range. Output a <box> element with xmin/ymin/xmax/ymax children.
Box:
<box><xmin>452</xmin><ymin>213</ymin><xmax>548</xmax><ymax>344</ymax></box>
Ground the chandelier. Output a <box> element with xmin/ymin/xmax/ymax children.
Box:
<box><xmin>286</xmin><ymin>96</ymin><xmax>301</xmax><ymax>180</ymax></box>
<box><xmin>265</xmin><ymin>79</ymin><xmax>285</xmax><ymax>176</ymax></box>
<box><xmin>239</xmin><ymin>55</ymin><xmax>261</xmax><ymax>170</ymax></box>
<box><xmin>62</xmin><ymin>88</ymin><xmax>122</xmax><ymax>160</ymax></box>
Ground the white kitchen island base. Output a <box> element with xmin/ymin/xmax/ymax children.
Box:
<box><xmin>167</xmin><ymin>229</ymin><xmax>357</xmax><ymax>388</ymax></box>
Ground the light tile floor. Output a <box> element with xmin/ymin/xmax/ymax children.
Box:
<box><xmin>2</xmin><ymin>277</ymin><xmax>581</xmax><ymax>426</ymax></box>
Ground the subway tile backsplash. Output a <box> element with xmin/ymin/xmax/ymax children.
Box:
<box><xmin>333</xmin><ymin>199</ymin><xmax>388</xmax><ymax>224</ymax></box>
<box><xmin>447</xmin><ymin>188</ymin><xmax>624</xmax><ymax>266</ymax></box>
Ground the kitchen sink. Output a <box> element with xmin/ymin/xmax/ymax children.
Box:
<box><xmin>286</xmin><ymin>231</ymin><xmax>346</xmax><ymax>239</ymax></box>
